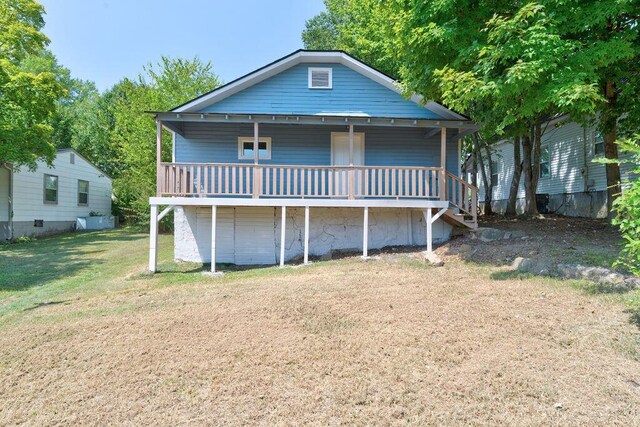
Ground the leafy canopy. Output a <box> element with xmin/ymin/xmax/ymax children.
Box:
<box><xmin>0</xmin><ymin>0</ymin><xmax>65</xmax><ymax>169</ymax></box>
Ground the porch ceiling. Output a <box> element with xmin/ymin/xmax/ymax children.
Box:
<box><xmin>150</xmin><ymin>111</ymin><xmax>479</xmax><ymax>135</ymax></box>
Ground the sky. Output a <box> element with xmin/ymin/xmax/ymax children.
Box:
<box><xmin>39</xmin><ymin>0</ymin><xmax>326</xmax><ymax>91</ymax></box>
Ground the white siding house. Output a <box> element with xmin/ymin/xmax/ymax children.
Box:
<box><xmin>477</xmin><ymin>117</ymin><xmax>635</xmax><ymax>217</ymax></box>
<box><xmin>0</xmin><ymin>148</ymin><xmax>113</xmax><ymax>240</ymax></box>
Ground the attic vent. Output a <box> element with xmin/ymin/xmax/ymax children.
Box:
<box><xmin>70</xmin><ymin>153</ymin><xmax>75</xmax><ymax>164</ymax></box>
<box><xmin>308</xmin><ymin>67</ymin><xmax>332</xmax><ymax>89</ymax></box>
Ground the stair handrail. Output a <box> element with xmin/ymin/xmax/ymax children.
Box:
<box><xmin>445</xmin><ymin>171</ymin><xmax>478</xmax><ymax>226</ymax></box>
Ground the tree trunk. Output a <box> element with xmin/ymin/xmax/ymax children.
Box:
<box><xmin>532</xmin><ymin>120</ymin><xmax>542</xmax><ymax>192</ymax></box>
<box><xmin>506</xmin><ymin>137</ymin><xmax>523</xmax><ymax>216</ymax></box>
<box><xmin>473</xmin><ymin>134</ymin><xmax>493</xmax><ymax>215</ymax></box>
<box><xmin>522</xmin><ymin>134</ymin><xmax>539</xmax><ymax>216</ymax></box>
<box><xmin>484</xmin><ymin>142</ymin><xmax>495</xmax><ymax>214</ymax></box>
<box><xmin>604</xmin><ymin>80</ymin><xmax>622</xmax><ymax>217</ymax></box>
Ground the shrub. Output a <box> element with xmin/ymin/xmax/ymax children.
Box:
<box><xmin>610</xmin><ymin>135</ymin><xmax>640</xmax><ymax>275</ymax></box>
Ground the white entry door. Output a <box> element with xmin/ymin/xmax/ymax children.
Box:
<box><xmin>331</xmin><ymin>132</ymin><xmax>365</xmax><ymax>196</ymax></box>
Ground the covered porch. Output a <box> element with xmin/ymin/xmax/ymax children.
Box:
<box><xmin>148</xmin><ymin>111</ymin><xmax>479</xmax><ymax>273</ymax></box>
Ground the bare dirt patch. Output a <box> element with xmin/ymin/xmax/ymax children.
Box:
<box><xmin>1</xmin><ymin>258</ymin><xmax>639</xmax><ymax>425</ymax></box>
<box><xmin>439</xmin><ymin>215</ymin><xmax>624</xmax><ymax>271</ymax></box>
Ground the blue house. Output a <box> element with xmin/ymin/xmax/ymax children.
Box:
<box><xmin>148</xmin><ymin>50</ymin><xmax>478</xmax><ymax>272</ymax></box>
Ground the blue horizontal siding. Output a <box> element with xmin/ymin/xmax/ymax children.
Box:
<box><xmin>198</xmin><ymin>64</ymin><xmax>444</xmax><ymax>119</ymax></box>
<box><xmin>176</xmin><ymin>123</ymin><xmax>458</xmax><ymax>173</ymax></box>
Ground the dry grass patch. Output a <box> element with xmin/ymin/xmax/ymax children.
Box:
<box><xmin>1</xmin><ymin>238</ymin><xmax>639</xmax><ymax>425</ymax></box>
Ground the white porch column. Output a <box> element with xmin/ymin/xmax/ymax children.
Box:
<box><xmin>156</xmin><ymin>120</ymin><xmax>162</xmax><ymax>196</ymax></box>
<box><xmin>426</xmin><ymin>208</ymin><xmax>433</xmax><ymax>253</ymax></box>
<box><xmin>348</xmin><ymin>124</ymin><xmax>355</xmax><ymax>199</ymax></box>
<box><xmin>440</xmin><ymin>127</ymin><xmax>447</xmax><ymax>201</ymax></box>
<box><xmin>304</xmin><ymin>206</ymin><xmax>310</xmax><ymax>265</ymax></box>
<box><xmin>280</xmin><ymin>206</ymin><xmax>286</xmax><ymax>267</ymax></box>
<box><xmin>253</xmin><ymin>121</ymin><xmax>260</xmax><ymax>198</ymax></box>
<box><xmin>149</xmin><ymin>204</ymin><xmax>158</xmax><ymax>272</ymax></box>
<box><xmin>211</xmin><ymin>205</ymin><xmax>217</xmax><ymax>273</ymax></box>
<box><xmin>362</xmin><ymin>206</ymin><xmax>369</xmax><ymax>258</ymax></box>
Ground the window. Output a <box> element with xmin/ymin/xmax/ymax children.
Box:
<box><xmin>238</xmin><ymin>137</ymin><xmax>272</xmax><ymax>160</ymax></box>
<box><xmin>539</xmin><ymin>145</ymin><xmax>550</xmax><ymax>178</ymax></box>
<box><xmin>594</xmin><ymin>132</ymin><xmax>605</xmax><ymax>156</ymax></box>
<box><xmin>308</xmin><ymin>67</ymin><xmax>332</xmax><ymax>89</ymax></box>
<box><xmin>44</xmin><ymin>174</ymin><xmax>58</xmax><ymax>204</ymax></box>
<box><xmin>78</xmin><ymin>180</ymin><xmax>89</xmax><ymax>206</ymax></box>
<box><xmin>491</xmin><ymin>160</ymin><xmax>499</xmax><ymax>184</ymax></box>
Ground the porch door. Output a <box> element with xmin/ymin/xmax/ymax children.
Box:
<box><xmin>331</xmin><ymin>132</ymin><xmax>364</xmax><ymax>197</ymax></box>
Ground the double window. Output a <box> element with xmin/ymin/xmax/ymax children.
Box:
<box><xmin>238</xmin><ymin>137</ymin><xmax>272</xmax><ymax>160</ymax></box>
<box><xmin>539</xmin><ymin>145</ymin><xmax>550</xmax><ymax>178</ymax></box>
<box><xmin>78</xmin><ymin>180</ymin><xmax>89</xmax><ymax>206</ymax></box>
<box><xmin>44</xmin><ymin>174</ymin><xmax>58</xmax><ymax>204</ymax></box>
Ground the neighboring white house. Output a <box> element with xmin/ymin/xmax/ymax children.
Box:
<box><xmin>0</xmin><ymin>148</ymin><xmax>113</xmax><ymax>240</ymax></box>
<box><xmin>475</xmin><ymin>116</ymin><xmax>636</xmax><ymax>218</ymax></box>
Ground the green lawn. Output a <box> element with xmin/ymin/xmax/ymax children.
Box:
<box><xmin>0</xmin><ymin>229</ymin><xmax>306</xmax><ymax>324</ymax></box>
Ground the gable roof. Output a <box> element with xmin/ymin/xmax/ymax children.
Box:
<box><xmin>171</xmin><ymin>50</ymin><xmax>467</xmax><ymax>120</ymax></box>
<box><xmin>56</xmin><ymin>148</ymin><xmax>111</xmax><ymax>179</ymax></box>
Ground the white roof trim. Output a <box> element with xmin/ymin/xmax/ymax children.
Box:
<box><xmin>173</xmin><ymin>51</ymin><xmax>466</xmax><ymax>120</ymax></box>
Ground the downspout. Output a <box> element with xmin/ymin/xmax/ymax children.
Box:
<box><xmin>2</xmin><ymin>163</ymin><xmax>13</xmax><ymax>241</ymax></box>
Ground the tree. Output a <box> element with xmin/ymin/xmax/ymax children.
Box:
<box><xmin>109</xmin><ymin>57</ymin><xmax>222</xmax><ymax>223</ymax></box>
<box><xmin>20</xmin><ymin>49</ymin><xmax>99</xmax><ymax>150</ymax></box>
<box><xmin>302</xmin><ymin>0</ymin><xmax>401</xmax><ymax>77</ymax></box>
<box><xmin>0</xmin><ymin>0</ymin><xmax>64</xmax><ymax>169</ymax></box>
<box><xmin>302</xmin><ymin>12</ymin><xmax>338</xmax><ymax>50</ymax></box>
<box><xmin>505</xmin><ymin>137</ymin><xmax>523</xmax><ymax>216</ymax></box>
<box><xmin>542</xmin><ymin>1</ymin><xmax>640</xmax><ymax>215</ymax></box>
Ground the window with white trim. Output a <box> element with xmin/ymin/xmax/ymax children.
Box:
<box><xmin>539</xmin><ymin>145</ymin><xmax>550</xmax><ymax>178</ymax></box>
<box><xmin>308</xmin><ymin>67</ymin><xmax>332</xmax><ymax>89</ymax></box>
<box><xmin>78</xmin><ymin>180</ymin><xmax>89</xmax><ymax>206</ymax></box>
<box><xmin>594</xmin><ymin>131</ymin><xmax>605</xmax><ymax>156</ymax></box>
<box><xmin>44</xmin><ymin>174</ymin><xmax>58</xmax><ymax>204</ymax></box>
<box><xmin>238</xmin><ymin>137</ymin><xmax>272</xmax><ymax>160</ymax></box>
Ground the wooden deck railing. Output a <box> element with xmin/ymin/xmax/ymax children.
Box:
<box><xmin>158</xmin><ymin>162</ymin><xmax>478</xmax><ymax>223</ymax></box>
<box><xmin>159</xmin><ymin>163</ymin><xmax>443</xmax><ymax>199</ymax></box>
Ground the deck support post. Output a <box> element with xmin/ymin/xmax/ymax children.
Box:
<box><xmin>362</xmin><ymin>206</ymin><xmax>369</xmax><ymax>258</ymax></box>
<box><xmin>149</xmin><ymin>204</ymin><xmax>158</xmax><ymax>272</ymax></box>
<box><xmin>423</xmin><ymin>207</ymin><xmax>448</xmax><ymax>253</ymax></box>
<box><xmin>156</xmin><ymin>120</ymin><xmax>162</xmax><ymax>196</ymax></box>
<box><xmin>280</xmin><ymin>206</ymin><xmax>286</xmax><ymax>267</ymax></box>
<box><xmin>426</xmin><ymin>208</ymin><xmax>433</xmax><ymax>252</ymax></box>
<box><xmin>304</xmin><ymin>206</ymin><xmax>310</xmax><ymax>265</ymax></box>
<box><xmin>253</xmin><ymin>121</ymin><xmax>260</xmax><ymax>198</ymax></box>
<box><xmin>440</xmin><ymin>127</ymin><xmax>446</xmax><ymax>201</ymax></box>
<box><xmin>210</xmin><ymin>205</ymin><xmax>217</xmax><ymax>273</ymax></box>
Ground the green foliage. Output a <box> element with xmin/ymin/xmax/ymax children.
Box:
<box><xmin>109</xmin><ymin>57</ymin><xmax>221</xmax><ymax>224</ymax></box>
<box><xmin>302</xmin><ymin>12</ymin><xmax>338</xmax><ymax>50</ymax></box>
<box><xmin>0</xmin><ymin>0</ymin><xmax>65</xmax><ymax>169</ymax></box>
<box><xmin>303</xmin><ymin>0</ymin><xmax>401</xmax><ymax>77</ymax></box>
<box><xmin>610</xmin><ymin>135</ymin><xmax>640</xmax><ymax>275</ymax></box>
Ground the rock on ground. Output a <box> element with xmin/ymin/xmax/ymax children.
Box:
<box><xmin>422</xmin><ymin>251</ymin><xmax>444</xmax><ymax>267</ymax></box>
